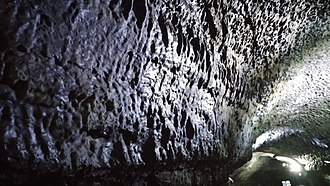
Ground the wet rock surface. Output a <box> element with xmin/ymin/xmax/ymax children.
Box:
<box><xmin>0</xmin><ymin>0</ymin><xmax>330</xmax><ymax>185</ymax></box>
<box><xmin>231</xmin><ymin>152</ymin><xmax>330</xmax><ymax>186</ymax></box>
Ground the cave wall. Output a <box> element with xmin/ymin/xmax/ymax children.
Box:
<box><xmin>251</xmin><ymin>35</ymin><xmax>330</xmax><ymax>158</ymax></box>
<box><xmin>0</xmin><ymin>0</ymin><xmax>329</xmax><ymax>185</ymax></box>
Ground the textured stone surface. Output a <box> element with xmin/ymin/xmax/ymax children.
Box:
<box><xmin>251</xmin><ymin>36</ymin><xmax>330</xmax><ymax>159</ymax></box>
<box><xmin>0</xmin><ymin>0</ymin><xmax>330</xmax><ymax>185</ymax></box>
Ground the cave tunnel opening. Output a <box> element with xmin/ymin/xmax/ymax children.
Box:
<box><xmin>231</xmin><ymin>36</ymin><xmax>330</xmax><ymax>185</ymax></box>
<box><xmin>0</xmin><ymin>0</ymin><xmax>330</xmax><ymax>185</ymax></box>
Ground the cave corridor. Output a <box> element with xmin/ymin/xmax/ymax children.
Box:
<box><xmin>0</xmin><ymin>0</ymin><xmax>330</xmax><ymax>185</ymax></box>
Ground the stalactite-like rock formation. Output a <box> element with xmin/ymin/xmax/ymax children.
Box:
<box><xmin>0</xmin><ymin>0</ymin><xmax>329</xmax><ymax>185</ymax></box>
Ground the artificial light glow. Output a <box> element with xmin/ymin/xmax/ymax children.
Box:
<box><xmin>289</xmin><ymin>162</ymin><xmax>303</xmax><ymax>172</ymax></box>
<box><xmin>275</xmin><ymin>156</ymin><xmax>303</xmax><ymax>173</ymax></box>
<box><xmin>281</xmin><ymin>180</ymin><xmax>292</xmax><ymax>186</ymax></box>
<box><xmin>294</xmin><ymin>158</ymin><xmax>309</xmax><ymax>165</ymax></box>
<box><xmin>294</xmin><ymin>157</ymin><xmax>311</xmax><ymax>171</ymax></box>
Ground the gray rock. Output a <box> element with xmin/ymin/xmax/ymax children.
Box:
<box><xmin>0</xmin><ymin>0</ymin><xmax>329</xmax><ymax>185</ymax></box>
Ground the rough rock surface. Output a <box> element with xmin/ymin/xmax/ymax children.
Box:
<box><xmin>0</xmin><ymin>0</ymin><xmax>330</xmax><ymax>185</ymax></box>
<box><xmin>251</xmin><ymin>36</ymin><xmax>330</xmax><ymax>160</ymax></box>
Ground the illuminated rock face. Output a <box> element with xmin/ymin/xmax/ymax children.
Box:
<box><xmin>251</xmin><ymin>37</ymin><xmax>330</xmax><ymax>158</ymax></box>
<box><xmin>0</xmin><ymin>0</ymin><xmax>329</xmax><ymax>184</ymax></box>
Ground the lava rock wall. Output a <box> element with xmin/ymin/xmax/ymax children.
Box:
<box><xmin>0</xmin><ymin>0</ymin><xmax>329</xmax><ymax>185</ymax></box>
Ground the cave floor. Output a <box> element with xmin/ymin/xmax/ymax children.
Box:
<box><xmin>230</xmin><ymin>152</ymin><xmax>330</xmax><ymax>186</ymax></box>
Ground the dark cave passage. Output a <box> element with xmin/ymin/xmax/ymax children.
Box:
<box><xmin>0</xmin><ymin>0</ymin><xmax>330</xmax><ymax>185</ymax></box>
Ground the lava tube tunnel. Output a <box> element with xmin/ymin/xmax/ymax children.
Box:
<box><xmin>0</xmin><ymin>0</ymin><xmax>329</xmax><ymax>185</ymax></box>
